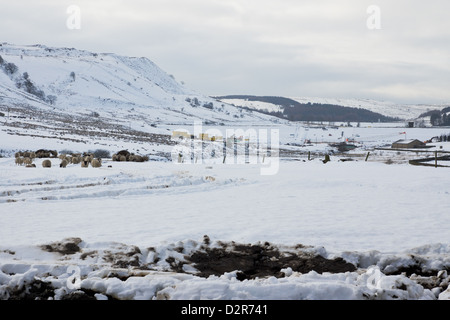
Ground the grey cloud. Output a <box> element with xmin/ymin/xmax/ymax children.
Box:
<box><xmin>0</xmin><ymin>0</ymin><xmax>449</xmax><ymax>104</ymax></box>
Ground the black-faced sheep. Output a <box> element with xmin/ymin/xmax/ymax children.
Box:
<box><xmin>83</xmin><ymin>153</ymin><xmax>94</xmax><ymax>162</ymax></box>
<box><xmin>60</xmin><ymin>159</ymin><xmax>69</xmax><ymax>168</ymax></box>
<box><xmin>81</xmin><ymin>159</ymin><xmax>89</xmax><ymax>168</ymax></box>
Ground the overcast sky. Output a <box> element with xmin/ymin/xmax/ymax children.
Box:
<box><xmin>1</xmin><ymin>0</ymin><xmax>450</xmax><ymax>104</ymax></box>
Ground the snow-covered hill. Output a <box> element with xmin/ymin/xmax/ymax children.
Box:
<box><xmin>291</xmin><ymin>97</ymin><xmax>447</xmax><ymax>121</ymax></box>
<box><xmin>219</xmin><ymin>96</ymin><xmax>446</xmax><ymax>121</ymax></box>
<box><xmin>0</xmin><ymin>43</ymin><xmax>282</xmax><ymax>124</ymax></box>
<box><xmin>0</xmin><ymin>43</ymin><xmax>282</xmax><ymax>157</ymax></box>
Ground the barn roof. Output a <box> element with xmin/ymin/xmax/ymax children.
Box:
<box><xmin>393</xmin><ymin>139</ymin><xmax>424</xmax><ymax>144</ymax></box>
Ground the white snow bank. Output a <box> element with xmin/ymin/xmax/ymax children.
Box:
<box><xmin>0</xmin><ymin>237</ymin><xmax>447</xmax><ymax>300</ymax></box>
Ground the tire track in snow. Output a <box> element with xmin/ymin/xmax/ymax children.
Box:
<box><xmin>0</xmin><ymin>172</ymin><xmax>244</xmax><ymax>203</ymax></box>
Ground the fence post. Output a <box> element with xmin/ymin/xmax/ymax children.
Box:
<box><xmin>435</xmin><ymin>151</ymin><xmax>438</xmax><ymax>168</ymax></box>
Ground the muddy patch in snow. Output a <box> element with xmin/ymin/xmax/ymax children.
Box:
<box><xmin>40</xmin><ymin>237</ymin><xmax>83</xmax><ymax>255</ymax></box>
<box><xmin>187</xmin><ymin>240</ymin><xmax>356</xmax><ymax>280</ymax></box>
<box><xmin>1</xmin><ymin>237</ymin><xmax>449</xmax><ymax>300</ymax></box>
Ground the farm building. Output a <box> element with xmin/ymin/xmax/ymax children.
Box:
<box><xmin>392</xmin><ymin>139</ymin><xmax>426</xmax><ymax>149</ymax></box>
<box><xmin>172</xmin><ymin>131</ymin><xmax>191</xmax><ymax>140</ymax></box>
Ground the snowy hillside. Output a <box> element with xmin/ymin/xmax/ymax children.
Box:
<box><xmin>0</xmin><ymin>43</ymin><xmax>280</xmax><ymax>123</ymax></box>
<box><xmin>0</xmin><ymin>43</ymin><xmax>283</xmax><ymax>158</ymax></box>
<box><xmin>220</xmin><ymin>98</ymin><xmax>284</xmax><ymax>114</ymax></box>
<box><xmin>219</xmin><ymin>96</ymin><xmax>445</xmax><ymax>121</ymax></box>
<box><xmin>291</xmin><ymin>97</ymin><xmax>446</xmax><ymax>121</ymax></box>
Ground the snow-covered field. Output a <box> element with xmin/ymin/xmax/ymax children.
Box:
<box><xmin>1</xmin><ymin>155</ymin><xmax>449</xmax><ymax>301</ymax></box>
<box><xmin>1</xmin><ymin>43</ymin><xmax>449</xmax><ymax>305</ymax></box>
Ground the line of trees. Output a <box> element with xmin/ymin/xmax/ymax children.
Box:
<box><xmin>418</xmin><ymin>107</ymin><xmax>450</xmax><ymax>127</ymax></box>
<box><xmin>431</xmin><ymin>108</ymin><xmax>450</xmax><ymax>126</ymax></box>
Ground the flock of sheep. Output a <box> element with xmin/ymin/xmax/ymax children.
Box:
<box><xmin>14</xmin><ymin>150</ymin><xmax>103</xmax><ymax>168</ymax></box>
<box><xmin>111</xmin><ymin>150</ymin><xmax>149</xmax><ymax>163</ymax></box>
<box><xmin>14</xmin><ymin>149</ymin><xmax>150</xmax><ymax>169</ymax></box>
